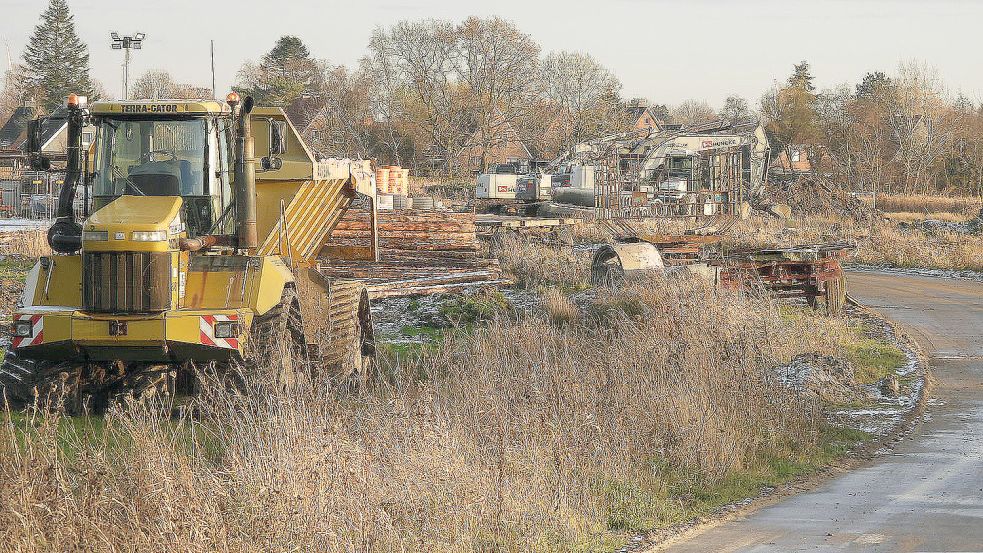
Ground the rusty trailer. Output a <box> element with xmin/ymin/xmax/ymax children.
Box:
<box><xmin>591</xmin><ymin>238</ymin><xmax>855</xmax><ymax>314</ymax></box>
<box><xmin>715</xmin><ymin>242</ymin><xmax>854</xmax><ymax>313</ymax></box>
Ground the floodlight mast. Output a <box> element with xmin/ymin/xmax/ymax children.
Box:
<box><xmin>110</xmin><ymin>32</ymin><xmax>145</xmax><ymax>100</ymax></box>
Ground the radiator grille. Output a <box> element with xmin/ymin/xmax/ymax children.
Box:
<box><xmin>83</xmin><ymin>251</ymin><xmax>172</xmax><ymax>312</ymax></box>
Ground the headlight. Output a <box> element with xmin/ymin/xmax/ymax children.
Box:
<box><xmin>131</xmin><ymin>230</ymin><xmax>168</xmax><ymax>242</ymax></box>
<box><xmin>82</xmin><ymin>230</ymin><xmax>108</xmax><ymax>241</ymax></box>
<box><xmin>214</xmin><ymin>321</ymin><xmax>240</xmax><ymax>339</ymax></box>
<box><xmin>12</xmin><ymin>320</ymin><xmax>33</xmax><ymax>337</ymax></box>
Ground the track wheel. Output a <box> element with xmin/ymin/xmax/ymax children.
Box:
<box><xmin>0</xmin><ymin>350</ymin><xmax>52</xmax><ymax>408</ymax></box>
<box><xmin>248</xmin><ymin>286</ymin><xmax>309</xmax><ymax>388</ymax></box>
<box><xmin>323</xmin><ymin>280</ymin><xmax>376</xmax><ymax>390</ymax></box>
<box><xmin>0</xmin><ymin>351</ymin><xmax>86</xmax><ymax>411</ymax></box>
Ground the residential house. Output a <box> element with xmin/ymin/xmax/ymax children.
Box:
<box><xmin>0</xmin><ymin>105</ymin><xmax>95</xmax><ymax>168</ymax></box>
<box><xmin>626</xmin><ymin>101</ymin><xmax>666</xmax><ymax>132</ymax></box>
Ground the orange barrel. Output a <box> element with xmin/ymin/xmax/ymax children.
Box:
<box><xmin>375</xmin><ymin>168</ymin><xmax>390</xmax><ymax>194</ymax></box>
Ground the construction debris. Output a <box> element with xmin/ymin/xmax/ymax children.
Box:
<box><xmin>765</xmin><ymin>174</ymin><xmax>874</xmax><ymax>221</ymax></box>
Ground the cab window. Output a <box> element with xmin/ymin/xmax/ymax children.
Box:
<box><xmin>93</xmin><ymin>117</ymin><xmax>206</xmax><ymax>199</ymax></box>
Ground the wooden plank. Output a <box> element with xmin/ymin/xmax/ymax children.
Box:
<box><xmin>322</xmin><ymin>245</ymin><xmax>376</xmax><ymax>261</ymax></box>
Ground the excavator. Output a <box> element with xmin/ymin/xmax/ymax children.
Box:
<box><xmin>0</xmin><ymin>93</ymin><xmax>378</xmax><ymax>410</ymax></box>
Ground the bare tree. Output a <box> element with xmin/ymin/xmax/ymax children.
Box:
<box><xmin>948</xmin><ymin>97</ymin><xmax>983</xmax><ymax>197</ymax></box>
<box><xmin>456</xmin><ymin>16</ymin><xmax>540</xmax><ymax>170</ymax></box>
<box><xmin>0</xmin><ymin>65</ymin><xmax>29</xmax><ymax>122</ymax></box>
<box><xmin>719</xmin><ymin>95</ymin><xmax>752</xmax><ymax>121</ymax></box>
<box><xmin>358</xmin><ymin>55</ymin><xmax>409</xmax><ymax>166</ymax></box>
<box><xmin>888</xmin><ymin>61</ymin><xmax>954</xmax><ymax>194</ymax></box>
<box><xmin>671</xmin><ymin>99</ymin><xmax>716</xmax><ymax>125</ymax></box>
<box><xmin>536</xmin><ymin>51</ymin><xmax>624</xmax><ymax>155</ymax></box>
<box><xmin>131</xmin><ymin>69</ymin><xmax>206</xmax><ymax>100</ymax></box>
<box><xmin>366</xmin><ymin>19</ymin><xmax>469</xmax><ymax>175</ymax></box>
<box><xmin>302</xmin><ymin>64</ymin><xmax>378</xmax><ymax>159</ymax></box>
<box><xmin>365</xmin><ymin>17</ymin><xmax>546</xmax><ymax>175</ymax></box>
<box><xmin>812</xmin><ymin>85</ymin><xmax>853</xmax><ymax>184</ymax></box>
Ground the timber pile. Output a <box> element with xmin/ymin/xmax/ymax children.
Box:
<box><xmin>319</xmin><ymin>209</ymin><xmax>506</xmax><ymax>298</ymax></box>
<box><xmin>330</xmin><ymin>210</ymin><xmax>480</xmax><ymax>252</ymax></box>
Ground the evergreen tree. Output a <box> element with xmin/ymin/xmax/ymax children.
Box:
<box><xmin>22</xmin><ymin>0</ymin><xmax>94</xmax><ymax>111</ymax></box>
<box><xmin>855</xmin><ymin>71</ymin><xmax>892</xmax><ymax>100</ymax></box>
<box><xmin>234</xmin><ymin>35</ymin><xmax>321</xmax><ymax>107</ymax></box>
<box><xmin>788</xmin><ymin>60</ymin><xmax>815</xmax><ymax>92</ymax></box>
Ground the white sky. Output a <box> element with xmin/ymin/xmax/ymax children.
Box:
<box><xmin>1</xmin><ymin>0</ymin><xmax>981</xmax><ymax>108</ymax></box>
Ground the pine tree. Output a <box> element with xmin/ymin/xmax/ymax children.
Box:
<box><xmin>22</xmin><ymin>0</ymin><xmax>94</xmax><ymax>111</ymax></box>
<box><xmin>234</xmin><ymin>35</ymin><xmax>321</xmax><ymax>107</ymax></box>
<box><xmin>855</xmin><ymin>71</ymin><xmax>891</xmax><ymax>100</ymax></box>
<box><xmin>788</xmin><ymin>60</ymin><xmax>815</xmax><ymax>92</ymax></box>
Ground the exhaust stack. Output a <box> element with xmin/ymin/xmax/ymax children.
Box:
<box><xmin>48</xmin><ymin>94</ymin><xmax>86</xmax><ymax>253</ymax></box>
<box><xmin>229</xmin><ymin>93</ymin><xmax>258</xmax><ymax>250</ymax></box>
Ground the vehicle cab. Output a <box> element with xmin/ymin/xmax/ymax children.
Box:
<box><xmin>88</xmin><ymin>99</ymin><xmax>235</xmax><ymax>238</ymax></box>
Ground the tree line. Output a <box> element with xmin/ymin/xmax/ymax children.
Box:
<box><xmin>233</xmin><ymin>21</ymin><xmax>635</xmax><ymax>176</ymax></box>
<box><xmin>3</xmin><ymin>1</ymin><xmax>983</xmax><ymax>194</ymax></box>
<box><xmin>763</xmin><ymin>61</ymin><xmax>983</xmax><ymax>196</ymax></box>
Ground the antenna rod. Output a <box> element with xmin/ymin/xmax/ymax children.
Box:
<box><xmin>211</xmin><ymin>40</ymin><xmax>216</xmax><ymax>99</ymax></box>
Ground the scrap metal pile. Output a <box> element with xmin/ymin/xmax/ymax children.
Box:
<box><xmin>475</xmin><ymin>119</ymin><xmax>773</xmax><ymax>227</ymax></box>
<box><xmin>591</xmin><ymin>234</ymin><xmax>855</xmax><ymax>313</ymax></box>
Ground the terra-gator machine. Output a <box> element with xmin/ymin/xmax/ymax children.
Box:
<box><xmin>0</xmin><ymin>93</ymin><xmax>377</xmax><ymax>409</ymax></box>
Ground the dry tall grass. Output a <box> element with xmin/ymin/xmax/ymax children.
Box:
<box><xmin>874</xmin><ymin>193</ymin><xmax>982</xmax><ymax>216</ymax></box>
<box><xmin>0</xmin><ymin>276</ymin><xmax>845</xmax><ymax>552</ymax></box>
<box><xmin>0</xmin><ymin>230</ymin><xmax>51</xmax><ymax>258</ymax></box>
<box><xmin>495</xmin><ymin>233</ymin><xmax>591</xmax><ymax>290</ymax></box>
<box><xmin>729</xmin><ymin>214</ymin><xmax>983</xmax><ymax>272</ymax></box>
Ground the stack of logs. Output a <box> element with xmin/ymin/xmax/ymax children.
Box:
<box><xmin>330</xmin><ymin>209</ymin><xmax>480</xmax><ymax>254</ymax></box>
<box><xmin>319</xmin><ymin>209</ymin><xmax>505</xmax><ymax>297</ymax></box>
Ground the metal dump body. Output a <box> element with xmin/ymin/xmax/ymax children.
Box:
<box><xmin>249</xmin><ymin>108</ymin><xmax>374</xmax><ymax>267</ymax></box>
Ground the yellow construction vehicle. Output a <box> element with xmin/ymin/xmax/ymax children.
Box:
<box><xmin>0</xmin><ymin>93</ymin><xmax>378</xmax><ymax>410</ymax></box>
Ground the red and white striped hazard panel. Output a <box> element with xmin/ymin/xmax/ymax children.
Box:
<box><xmin>11</xmin><ymin>314</ymin><xmax>43</xmax><ymax>348</ymax></box>
<box><xmin>199</xmin><ymin>314</ymin><xmax>239</xmax><ymax>349</ymax></box>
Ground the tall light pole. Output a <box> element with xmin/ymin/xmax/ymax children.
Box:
<box><xmin>110</xmin><ymin>32</ymin><xmax>145</xmax><ymax>100</ymax></box>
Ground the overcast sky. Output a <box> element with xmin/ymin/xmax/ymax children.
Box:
<box><xmin>1</xmin><ymin>0</ymin><xmax>981</xmax><ymax>107</ymax></box>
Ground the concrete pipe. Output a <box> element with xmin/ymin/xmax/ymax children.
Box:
<box><xmin>591</xmin><ymin>241</ymin><xmax>665</xmax><ymax>286</ymax></box>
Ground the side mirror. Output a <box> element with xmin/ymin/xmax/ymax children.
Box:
<box><xmin>26</xmin><ymin>118</ymin><xmax>44</xmax><ymax>154</ymax></box>
<box><xmin>26</xmin><ymin>117</ymin><xmax>52</xmax><ymax>170</ymax></box>
<box><xmin>27</xmin><ymin>118</ymin><xmax>54</xmax><ymax>170</ymax></box>
<box><xmin>269</xmin><ymin>120</ymin><xmax>287</xmax><ymax>156</ymax></box>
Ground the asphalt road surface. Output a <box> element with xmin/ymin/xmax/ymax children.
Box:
<box><xmin>661</xmin><ymin>271</ymin><xmax>983</xmax><ymax>552</ymax></box>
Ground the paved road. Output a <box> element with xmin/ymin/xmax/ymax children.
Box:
<box><xmin>662</xmin><ymin>272</ymin><xmax>983</xmax><ymax>552</ymax></box>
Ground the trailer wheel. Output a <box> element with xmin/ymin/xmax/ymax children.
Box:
<box><xmin>323</xmin><ymin>281</ymin><xmax>376</xmax><ymax>391</ymax></box>
<box><xmin>807</xmin><ymin>274</ymin><xmax>847</xmax><ymax>315</ymax></box>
